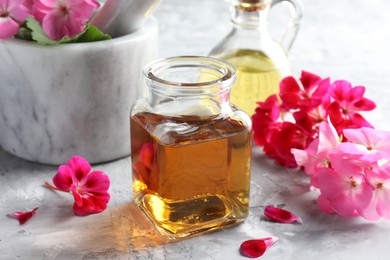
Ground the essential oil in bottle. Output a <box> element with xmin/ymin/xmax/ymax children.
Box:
<box><xmin>131</xmin><ymin>112</ymin><xmax>252</xmax><ymax>239</ymax></box>
<box><xmin>215</xmin><ymin>49</ymin><xmax>286</xmax><ymax>115</ymax></box>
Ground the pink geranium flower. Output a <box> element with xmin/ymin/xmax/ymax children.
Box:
<box><xmin>279</xmin><ymin>70</ymin><xmax>328</xmax><ymax>110</ymax></box>
<box><xmin>264</xmin><ymin>122</ymin><xmax>309</xmax><ymax>167</ymax></box>
<box><xmin>252</xmin><ymin>94</ymin><xmax>281</xmax><ymax>147</ymax></box>
<box><xmin>337</xmin><ymin>127</ymin><xmax>390</xmax><ymax>163</ymax></box>
<box><xmin>361</xmin><ymin>166</ymin><xmax>390</xmax><ymax>220</ymax></box>
<box><xmin>292</xmin><ymin>119</ymin><xmax>340</xmax><ymax>186</ymax></box>
<box><xmin>34</xmin><ymin>0</ymin><xmax>99</xmax><ymax>40</ymax></box>
<box><xmin>292</xmin><ymin>120</ymin><xmax>339</xmax><ymax>170</ymax></box>
<box><xmin>317</xmin><ymin>154</ymin><xmax>373</xmax><ymax>217</ymax></box>
<box><xmin>0</xmin><ymin>0</ymin><xmax>30</xmax><ymax>39</ymax></box>
<box><xmin>329</xmin><ymin>80</ymin><xmax>376</xmax><ymax>115</ymax></box>
<box><xmin>46</xmin><ymin>156</ymin><xmax>110</xmax><ymax>216</ymax></box>
<box><xmin>327</xmin><ymin>80</ymin><xmax>376</xmax><ymax>133</ymax></box>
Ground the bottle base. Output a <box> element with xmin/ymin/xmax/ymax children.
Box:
<box><xmin>134</xmin><ymin>193</ymin><xmax>248</xmax><ymax>239</ymax></box>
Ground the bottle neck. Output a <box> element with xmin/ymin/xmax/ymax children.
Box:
<box><xmin>148</xmin><ymin>85</ymin><xmax>232</xmax><ymax>117</ymax></box>
<box><xmin>143</xmin><ymin>56</ymin><xmax>236</xmax><ymax>117</ymax></box>
<box><xmin>231</xmin><ymin>4</ymin><xmax>270</xmax><ymax>29</ymax></box>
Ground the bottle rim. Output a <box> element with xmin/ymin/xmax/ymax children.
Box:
<box><xmin>231</xmin><ymin>0</ymin><xmax>271</xmax><ymax>11</ymax></box>
<box><xmin>143</xmin><ymin>56</ymin><xmax>236</xmax><ymax>90</ymax></box>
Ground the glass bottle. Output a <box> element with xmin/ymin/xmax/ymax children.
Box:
<box><xmin>130</xmin><ymin>56</ymin><xmax>253</xmax><ymax>239</ymax></box>
<box><xmin>210</xmin><ymin>0</ymin><xmax>303</xmax><ymax>115</ymax></box>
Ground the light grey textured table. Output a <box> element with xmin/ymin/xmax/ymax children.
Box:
<box><xmin>2</xmin><ymin>0</ymin><xmax>390</xmax><ymax>259</ymax></box>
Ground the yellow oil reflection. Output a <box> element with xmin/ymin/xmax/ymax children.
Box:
<box><xmin>110</xmin><ymin>202</ymin><xmax>170</xmax><ymax>251</ymax></box>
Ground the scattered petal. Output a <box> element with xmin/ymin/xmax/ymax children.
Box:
<box><xmin>264</xmin><ymin>206</ymin><xmax>303</xmax><ymax>224</ymax></box>
<box><xmin>240</xmin><ymin>237</ymin><xmax>279</xmax><ymax>258</ymax></box>
<box><xmin>8</xmin><ymin>207</ymin><xmax>39</xmax><ymax>225</ymax></box>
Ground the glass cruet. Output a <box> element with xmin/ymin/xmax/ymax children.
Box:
<box><xmin>209</xmin><ymin>0</ymin><xmax>303</xmax><ymax>115</ymax></box>
<box><xmin>130</xmin><ymin>56</ymin><xmax>253</xmax><ymax>239</ymax></box>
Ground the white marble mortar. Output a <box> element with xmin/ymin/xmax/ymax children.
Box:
<box><xmin>0</xmin><ymin>18</ymin><xmax>158</xmax><ymax>165</ymax></box>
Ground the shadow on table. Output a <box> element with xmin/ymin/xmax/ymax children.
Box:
<box><xmin>110</xmin><ymin>202</ymin><xmax>171</xmax><ymax>251</ymax></box>
<box><xmin>0</xmin><ymin>146</ymin><xmax>57</xmax><ymax>172</ymax></box>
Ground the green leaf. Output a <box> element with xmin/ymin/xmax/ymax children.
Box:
<box><xmin>60</xmin><ymin>26</ymin><xmax>112</xmax><ymax>43</ymax></box>
<box><xmin>25</xmin><ymin>17</ymin><xmax>58</xmax><ymax>45</ymax></box>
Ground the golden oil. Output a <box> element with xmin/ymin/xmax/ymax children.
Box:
<box><xmin>216</xmin><ymin>49</ymin><xmax>288</xmax><ymax>115</ymax></box>
<box><xmin>131</xmin><ymin>112</ymin><xmax>252</xmax><ymax>239</ymax></box>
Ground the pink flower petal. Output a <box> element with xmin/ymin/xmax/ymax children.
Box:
<box><xmin>300</xmin><ymin>70</ymin><xmax>322</xmax><ymax>91</ymax></box>
<box><xmin>353</xmin><ymin>98</ymin><xmax>376</xmax><ymax>111</ymax></box>
<box><xmin>8</xmin><ymin>207</ymin><xmax>39</xmax><ymax>224</ymax></box>
<box><xmin>349</xmin><ymin>113</ymin><xmax>374</xmax><ymax>128</ymax></box>
<box><xmin>67</xmin><ymin>156</ymin><xmax>91</xmax><ymax>182</ymax></box>
<box><xmin>70</xmin><ymin>185</ymin><xmax>84</xmax><ymax>208</ymax></box>
<box><xmin>264</xmin><ymin>206</ymin><xmax>303</xmax><ymax>224</ymax></box>
<box><xmin>317</xmin><ymin>194</ymin><xmax>336</xmax><ymax>214</ymax></box>
<box><xmin>85</xmin><ymin>0</ymin><xmax>100</xmax><ymax>8</ymax></box>
<box><xmin>0</xmin><ymin>17</ymin><xmax>20</xmax><ymax>39</ymax></box>
<box><xmin>312</xmin><ymin>78</ymin><xmax>331</xmax><ymax>99</ymax></box>
<box><xmin>53</xmin><ymin>165</ymin><xmax>76</xmax><ymax>192</ymax></box>
<box><xmin>39</xmin><ymin>0</ymin><xmax>58</xmax><ymax>8</ymax></box>
<box><xmin>240</xmin><ymin>237</ymin><xmax>278</xmax><ymax>258</ymax></box>
<box><xmin>364</xmin><ymin>167</ymin><xmax>390</xmax><ymax>220</ymax></box>
<box><xmin>376</xmin><ymin>189</ymin><xmax>390</xmax><ymax>220</ymax></box>
<box><xmin>348</xmin><ymin>86</ymin><xmax>365</xmax><ymax>102</ymax></box>
<box><xmin>291</xmin><ymin>147</ymin><xmax>311</xmax><ymax>170</ymax></box>
<box><xmin>317</xmin><ymin>119</ymin><xmax>340</xmax><ymax>154</ymax></box>
<box><xmin>4</xmin><ymin>0</ymin><xmax>24</xmax><ymax>10</ymax></box>
<box><xmin>31</xmin><ymin>0</ymin><xmax>51</xmax><ymax>22</ymax></box>
<box><xmin>72</xmin><ymin>1</ymin><xmax>96</xmax><ymax>19</ymax></box>
<box><xmin>81</xmin><ymin>171</ymin><xmax>110</xmax><ymax>193</ymax></box>
<box><xmin>72</xmin><ymin>193</ymin><xmax>110</xmax><ymax>216</ymax></box>
<box><xmin>359</xmin><ymin>192</ymin><xmax>381</xmax><ymax>221</ymax></box>
<box><xmin>330</xmin><ymin>80</ymin><xmax>352</xmax><ymax>101</ymax></box>
<box><xmin>23</xmin><ymin>0</ymin><xmax>35</xmax><ymax>10</ymax></box>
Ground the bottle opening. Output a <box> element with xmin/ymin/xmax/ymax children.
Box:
<box><xmin>143</xmin><ymin>56</ymin><xmax>236</xmax><ymax>88</ymax></box>
<box><xmin>232</xmin><ymin>0</ymin><xmax>271</xmax><ymax>11</ymax></box>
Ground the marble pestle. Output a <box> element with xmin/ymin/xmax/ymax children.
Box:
<box><xmin>90</xmin><ymin>0</ymin><xmax>161</xmax><ymax>37</ymax></box>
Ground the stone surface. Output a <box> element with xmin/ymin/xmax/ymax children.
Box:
<box><xmin>2</xmin><ymin>0</ymin><xmax>390</xmax><ymax>259</ymax></box>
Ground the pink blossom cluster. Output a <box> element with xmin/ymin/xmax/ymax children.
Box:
<box><xmin>252</xmin><ymin>71</ymin><xmax>390</xmax><ymax>220</ymax></box>
<box><xmin>0</xmin><ymin>0</ymin><xmax>100</xmax><ymax>40</ymax></box>
<box><xmin>252</xmin><ymin>71</ymin><xmax>376</xmax><ymax>167</ymax></box>
<box><xmin>293</xmin><ymin>121</ymin><xmax>390</xmax><ymax>220</ymax></box>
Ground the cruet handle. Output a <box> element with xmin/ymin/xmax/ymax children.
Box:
<box><xmin>271</xmin><ymin>0</ymin><xmax>303</xmax><ymax>53</ymax></box>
